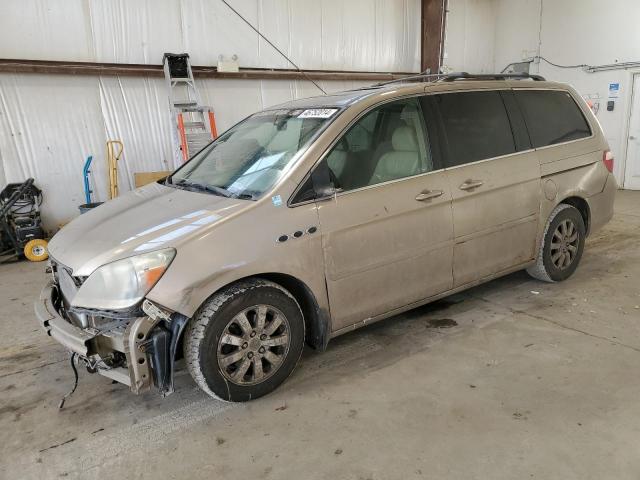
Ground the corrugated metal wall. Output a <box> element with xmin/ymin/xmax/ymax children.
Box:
<box><xmin>0</xmin><ymin>0</ymin><xmax>421</xmax><ymax>228</ymax></box>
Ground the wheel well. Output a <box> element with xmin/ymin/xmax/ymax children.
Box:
<box><xmin>257</xmin><ymin>273</ymin><xmax>330</xmax><ymax>351</ymax></box>
<box><xmin>179</xmin><ymin>273</ymin><xmax>330</xmax><ymax>352</ymax></box>
<box><xmin>560</xmin><ymin>196</ymin><xmax>591</xmax><ymax>235</ymax></box>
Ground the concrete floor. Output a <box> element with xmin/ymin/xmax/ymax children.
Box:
<box><xmin>1</xmin><ymin>190</ymin><xmax>639</xmax><ymax>480</ymax></box>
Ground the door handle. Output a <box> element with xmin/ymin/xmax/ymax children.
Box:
<box><xmin>415</xmin><ymin>189</ymin><xmax>444</xmax><ymax>201</ymax></box>
<box><xmin>459</xmin><ymin>179</ymin><xmax>484</xmax><ymax>191</ymax></box>
<box><xmin>630</xmin><ymin>135</ymin><xmax>637</xmax><ymax>140</ymax></box>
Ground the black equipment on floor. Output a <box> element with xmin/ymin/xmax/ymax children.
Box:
<box><xmin>0</xmin><ymin>178</ymin><xmax>47</xmax><ymax>262</ymax></box>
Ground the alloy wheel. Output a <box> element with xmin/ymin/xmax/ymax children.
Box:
<box><xmin>550</xmin><ymin>219</ymin><xmax>579</xmax><ymax>270</ymax></box>
<box><xmin>216</xmin><ymin>304</ymin><xmax>291</xmax><ymax>386</ymax></box>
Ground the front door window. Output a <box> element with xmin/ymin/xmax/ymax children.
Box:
<box><xmin>324</xmin><ymin>97</ymin><xmax>432</xmax><ymax>192</ymax></box>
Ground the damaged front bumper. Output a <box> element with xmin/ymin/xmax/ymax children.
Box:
<box><xmin>35</xmin><ymin>281</ymin><xmax>187</xmax><ymax>396</ymax></box>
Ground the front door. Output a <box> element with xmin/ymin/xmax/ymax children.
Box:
<box><xmin>624</xmin><ymin>74</ymin><xmax>640</xmax><ymax>189</ymax></box>
<box><xmin>428</xmin><ymin>90</ymin><xmax>540</xmax><ymax>286</ymax></box>
<box><xmin>315</xmin><ymin>97</ymin><xmax>454</xmax><ymax>331</ymax></box>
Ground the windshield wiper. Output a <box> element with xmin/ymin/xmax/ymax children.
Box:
<box><xmin>172</xmin><ymin>179</ymin><xmax>233</xmax><ymax>198</ymax></box>
<box><xmin>202</xmin><ymin>184</ymin><xmax>234</xmax><ymax>198</ymax></box>
<box><xmin>171</xmin><ymin>178</ymin><xmax>193</xmax><ymax>188</ymax></box>
<box><xmin>173</xmin><ymin>179</ymin><xmax>258</xmax><ymax>200</ymax></box>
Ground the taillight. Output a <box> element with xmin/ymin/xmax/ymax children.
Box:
<box><xmin>603</xmin><ymin>150</ymin><xmax>614</xmax><ymax>173</ymax></box>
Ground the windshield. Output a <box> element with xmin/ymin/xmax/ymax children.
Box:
<box><xmin>169</xmin><ymin>107</ymin><xmax>340</xmax><ymax>199</ymax></box>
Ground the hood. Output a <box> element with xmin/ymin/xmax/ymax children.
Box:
<box><xmin>48</xmin><ymin>183</ymin><xmax>247</xmax><ymax>276</ymax></box>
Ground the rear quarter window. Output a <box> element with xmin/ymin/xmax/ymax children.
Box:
<box><xmin>515</xmin><ymin>90</ymin><xmax>592</xmax><ymax>148</ymax></box>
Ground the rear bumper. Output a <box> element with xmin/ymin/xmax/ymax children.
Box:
<box><xmin>587</xmin><ymin>173</ymin><xmax>617</xmax><ymax>235</ymax></box>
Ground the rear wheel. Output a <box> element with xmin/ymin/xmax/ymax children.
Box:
<box><xmin>184</xmin><ymin>279</ymin><xmax>304</xmax><ymax>402</ymax></box>
<box><xmin>23</xmin><ymin>239</ymin><xmax>49</xmax><ymax>262</ymax></box>
<box><xmin>527</xmin><ymin>204</ymin><xmax>586</xmax><ymax>282</ymax></box>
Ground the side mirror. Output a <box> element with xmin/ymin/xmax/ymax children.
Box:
<box><xmin>311</xmin><ymin>161</ymin><xmax>339</xmax><ymax>200</ymax></box>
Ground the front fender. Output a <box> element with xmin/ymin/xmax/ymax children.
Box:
<box><xmin>146</xmin><ymin>199</ymin><xmax>329</xmax><ymax>318</ymax></box>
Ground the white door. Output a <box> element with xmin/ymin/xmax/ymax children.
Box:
<box><xmin>624</xmin><ymin>74</ymin><xmax>640</xmax><ymax>189</ymax></box>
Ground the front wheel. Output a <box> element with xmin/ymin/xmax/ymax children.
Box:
<box><xmin>527</xmin><ymin>204</ymin><xmax>586</xmax><ymax>282</ymax></box>
<box><xmin>184</xmin><ymin>279</ymin><xmax>304</xmax><ymax>402</ymax></box>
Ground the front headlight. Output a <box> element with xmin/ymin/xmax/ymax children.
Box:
<box><xmin>71</xmin><ymin>248</ymin><xmax>175</xmax><ymax>310</ymax></box>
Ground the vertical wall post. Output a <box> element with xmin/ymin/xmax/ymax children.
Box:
<box><xmin>421</xmin><ymin>0</ymin><xmax>446</xmax><ymax>74</ymax></box>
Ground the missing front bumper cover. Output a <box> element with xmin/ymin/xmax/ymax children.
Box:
<box><xmin>35</xmin><ymin>282</ymin><xmax>187</xmax><ymax>397</ymax></box>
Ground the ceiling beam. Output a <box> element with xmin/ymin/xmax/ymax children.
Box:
<box><xmin>421</xmin><ymin>0</ymin><xmax>447</xmax><ymax>74</ymax></box>
<box><xmin>0</xmin><ymin>58</ymin><xmax>415</xmax><ymax>82</ymax></box>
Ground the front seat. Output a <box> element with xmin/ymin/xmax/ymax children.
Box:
<box><xmin>370</xmin><ymin>125</ymin><xmax>421</xmax><ymax>185</ymax></box>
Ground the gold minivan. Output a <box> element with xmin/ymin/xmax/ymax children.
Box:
<box><xmin>36</xmin><ymin>73</ymin><xmax>616</xmax><ymax>401</ymax></box>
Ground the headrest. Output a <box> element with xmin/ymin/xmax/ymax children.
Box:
<box><xmin>391</xmin><ymin>126</ymin><xmax>418</xmax><ymax>151</ymax></box>
<box><xmin>400</xmin><ymin>104</ymin><xmax>419</xmax><ymax>121</ymax></box>
<box><xmin>267</xmin><ymin>125</ymin><xmax>298</xmax><ymax>151</ymax></box>
<box><xmin>244</xmin><ymin>123</ymin><xmax>277</xmax><ymax>147</ymax></box>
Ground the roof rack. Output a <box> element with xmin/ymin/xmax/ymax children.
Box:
<box><xmin>372</xmin><ymin>71</ymin><xmax>546</xmax><ymax>88</ymax></box>
<box><xmin>375</xmin><ymin>71</ymin><xmax>547</xmax><ymax>87</ymax></box>
<box><xmin>438</xmin><ymin>72</ymin><xmax>546</xmax><ymax>82</ymax></box>
<box><xmin>373</xmin><ymin>72</ymin><xmax>445</xmax><ymax>87</ymax></box>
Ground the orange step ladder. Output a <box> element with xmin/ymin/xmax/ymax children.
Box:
<box><xmin>163</xmin><ymin>53</ymin><xmax>218</xmax><ymax>166</ymax></box>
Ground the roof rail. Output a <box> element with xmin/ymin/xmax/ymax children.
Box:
<box><xmin>439</xmin><ymin>72</ymin><xmax>546</xmax><ymax>82</ymax></box>
<box><xmin>372</xmin><ymin>71</ymin><xmax>546</xmax><ymax>87</ymax></box>
<box><xmin>373</xmin><ymin>72</ymin><xmax>446</xmax><ymax>87</ymax></box>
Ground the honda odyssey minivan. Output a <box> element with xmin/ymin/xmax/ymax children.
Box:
<box><xmin>36</xmin><ymin>73</ymin><xmax>616</xmax><ymax>402</ymax></box>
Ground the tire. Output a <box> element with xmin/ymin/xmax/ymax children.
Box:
<box><xmin>23</xmin><ymin>239</ymin><xmax>49</xmax><ymax>262</ymax></box>
<box><xmin>527</xmin><ymin>204</ymin><xmax>586</xmax><ymax>282</ymax></box>
<box><xmin>184</xmin><ymin>279</ymin><xmax>304</xmax><ymax>402</ymax></box>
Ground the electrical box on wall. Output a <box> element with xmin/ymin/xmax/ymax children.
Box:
<box><xmin>217</xmin><ymin>55</ymin><xmax>239</xmax><ymax>73</ymax></box>
<box><xmin>607</xmin><ymin>82</ymin><xmax>620</xmax><ymax>112</ymax></box>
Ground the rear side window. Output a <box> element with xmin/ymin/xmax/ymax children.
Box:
<box><xmin>515</xmin><ymin>90</ymin><xmax>592</xmax><ymax>147</ymax></box>
<box><xmin>433</xmin><ymin>91</ymin><xmax>516</xmax><ymax>167</ymax></box>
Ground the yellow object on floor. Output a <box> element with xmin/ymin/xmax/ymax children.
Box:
<box><xmin>23</xmin><ymin>238</ymin><xmax>48</xmax><ymax>262</ymax></box>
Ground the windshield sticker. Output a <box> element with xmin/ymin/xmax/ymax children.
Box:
<box><xmin>298</xmin><ymin>108</ymin><xmax>338</xmax><ymax>119</ymax></box>
<box><xmin>272</xmin><ymin>195</ymin><xmax>283</xmax><ymax>207</ymax></box>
